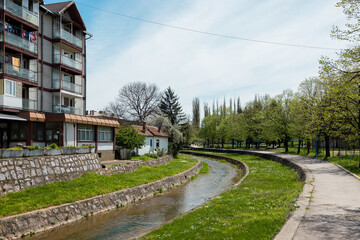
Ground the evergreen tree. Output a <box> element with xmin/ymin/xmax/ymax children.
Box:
<box><xmin>192</xmin><ymin>97</ymin><xmax>200</xmax><ymax>131</ymax></box>
<box><xmin>159</xmin><ymin>87</ymin><xmax>186</xmax><ymax>125</ymax></box>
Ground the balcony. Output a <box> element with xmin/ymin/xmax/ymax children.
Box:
<box><xmin>0</xmin><ymin>30</ymin><xmax>37</xmax><ymax>54</ymax></box>
<box><xmin>53</xmin><ymin>54</ymin><xmax>82</xmax><ymax>71</ymax></box>
<box><xmin>53</xmin><ymin>29</ymin><xmax>82</xmax><ymax>48</ymax></box>
<box><xmin>1</xmin><ymin>0</ymin><xmax>38</xmax><ymax>26</ymax></box>
<box><xmin>53</xmin><ymin>78</ymin><xmax>82</xmax><ymax>94</ymax></box>
<box><xmin>22</xmin><ymin>98</ymin><xmax>37</xmax><ymax>110</ymax></box>
<box><xmin>5</xmin><ymin>63</ymin><xmax>37</xmax><ymax>83</ymax></box>
<box><xmin>53</xmin><ymin>105</ymin><xmax>82</xmax><ymax>115</ymax></box>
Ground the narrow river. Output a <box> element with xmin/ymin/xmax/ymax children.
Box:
<box><xmin>30</xmin><ymin>157</ymin><xmax>240</xmax><ymax>240</ymax></box>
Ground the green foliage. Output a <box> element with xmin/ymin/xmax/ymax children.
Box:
<box><xmin>115</xmin><ymin>125</ymin><xmax>145</xmax><ymax>149</ymax></box>
<box><xmin>130</xmin><ymin>154</ymin><xmax>156</xmax><ymax>161</ymax></box>
<box><xmin>141</xmin><ymin>152</ymin><xmax>303</xmax><ymax>240</ymax></box>
<box><xmin>0</xmin><ymin>155</ymin><xmax>197</xmax><ymax>217</ymax></box>
<box><xmin>27</xmin><ymin>145</ymin><xmax>41</xmax><ymax>150</ymax></box>
<box><xmin>45</xmin><ymin>143</ymin><xmax>59</xmax><ymax>149</ymax></box>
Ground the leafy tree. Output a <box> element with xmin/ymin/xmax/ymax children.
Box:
<box><xmin>115</xmin><ymin>125</ymin><xmax>145</xmax><ymax>149</ymax></box>
<box><xmin>160</xmin><ymin>87</ymin><xmax>186</xmax><ymax>125</ymax></box>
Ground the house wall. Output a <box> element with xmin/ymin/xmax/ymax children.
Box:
<box><xmin>64</xmin><ymin>122</ymin><xmax>76</xmax><ymax>146</ymax></box>
<box><xmin>137</xmin><ymin>136</ymin><xmax>169</xmax><ymax>155</ymax></box>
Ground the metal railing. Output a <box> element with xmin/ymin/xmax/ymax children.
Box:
<box><xmin>5</xmin><ymin>63</ymin><xmax>37</xmax><ymax>83</ymax></box>
<box><xmin>22</xmin><ymin>98</ymin><xmax>37</xmax><ymax>110</ymax></box>
<box><xmin>53</xmin><ymin>105</ymin><xmax>82</xmax><ymax>115</ymax></box>
<box><xmin>53</xmin><ymin>78</ymin><xmax>82</xmax><ymax>94</ymax></box>
<box><xmin>53</xmin><ymin>29</ymin><xmax>82</xmax><ymax>48</ymax></box>
<box><xmin>0</xmin><ymin>30</ymin><xmax>37</xmax><ymax>54</ymax></box>
<box><xmin>3</xmin><ymin>0</ymin><xmax>38</xmax><ymax>26</ymax></box>
<box><xmin>53</xmin><ymin>54</ymin><xmax>82</xmax><ymax>71</ymax></box>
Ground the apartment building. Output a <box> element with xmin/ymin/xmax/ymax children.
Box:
<box><xmin>0</xmin><ymin>0</ymin><xmax>118</xmax><ymax>160</ymax></box>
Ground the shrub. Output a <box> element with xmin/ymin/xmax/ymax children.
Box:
<box><xmin>45</xmin><ymin>143</ymin><xmax>59</xmax><ymax>149</ymax></box>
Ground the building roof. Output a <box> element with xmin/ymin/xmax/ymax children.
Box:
<box><xmin>43</xmin><ymin>1</ymin><xmax>86</xmax><ymax>30</ymax></box>
<box><xmin>132</xmin><ymin>125</ymin><xmax>169</xmax><ymax>138</ymax></box>
<box><xmin>17</xmin><ymin>112</ymin><xmax>46</xmax><ymax>122</ymax></box>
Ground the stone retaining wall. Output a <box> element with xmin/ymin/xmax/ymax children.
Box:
<box><xmin>0</xmin><ymin>154</ymin><xmax>174</xmax><ymax>196</ymax></box>
<box><xmin>0</xmin><ymin>160</ymin><xmax>202</xmax><ymax>240</ymax></box>
<box><xmin>0</xmin><ymin>154</ymin><xmax>101</xmax><ymax>195</ymax></box>
<box><xmin>101</xmin><ymin>155</ymin><xmax>173</xmax><ymax>175</ymax></box>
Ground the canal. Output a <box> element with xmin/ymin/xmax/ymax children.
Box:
<box><xmin>30</xmin><ymin>157</ymin><xmax>240</xmax><ymax>240</ymax></box>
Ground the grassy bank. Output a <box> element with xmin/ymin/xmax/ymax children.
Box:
<box><xmin>141</xmin><ymin>152</ymin><xmax>303</xmax><ymax>240</ymax></box>
<box><xmin>0</xmin><ymin>154</ymin><xmax>198</xmax><ymax>218</ymax></box>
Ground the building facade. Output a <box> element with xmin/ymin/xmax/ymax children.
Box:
<box><xmin>133</xmin><ymin>124</ymin><xmax>169</xmax><ymax>156</ymax></box>
<box><xmin>0</xmin><ymin>0</ymin><xmax>118</xmax><ymax>160</ymax></box>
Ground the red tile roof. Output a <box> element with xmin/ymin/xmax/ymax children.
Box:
<box><xmin>132</xmin><ymin>125</ymin><xmax>169</xmax><ymax>138</ymax></box>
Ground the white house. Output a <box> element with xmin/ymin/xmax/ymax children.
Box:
<box><xmin>132</xmin><ymin>124</ymin><xmax>169</xmax><ymax>155</ymax></box>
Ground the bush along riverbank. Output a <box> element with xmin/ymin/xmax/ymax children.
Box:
<box><xmin>141</xmin><ymin>152</ymin><xmax>303</xmax><ymax>240</ymax></box>
<box><xmin>0</xmin><ymin>154</ymin><xmax>198</xmax><ymax>218</ymax></box>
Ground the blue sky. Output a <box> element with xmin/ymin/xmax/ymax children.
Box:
<box><xmin>45</xmin><ymin>0</ymin><xmax>348</xmax><ymax>118</ymax></box>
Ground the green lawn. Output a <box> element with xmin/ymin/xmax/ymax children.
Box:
<box><xmin>0</xmin><ymin>154</ymin><xmax>198</xmax><ymax>218</ymax></box>
<box><xmin>129</xmin><ymin>154</ymin><xmax>156</xmax><ymax>161</ymax></box>
<box><xmin>141</xmin><ymin>151</ymin><xmax>303</xmax><ymax>240</ymax></box>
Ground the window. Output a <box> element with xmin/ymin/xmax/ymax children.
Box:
<box><xmin>156</xmin><ymin>139</ymin><xmax>160</xmax><ymax>148</ymax></box>
<box><xmin>5</xmin><ymin>80</ymin><xmax>16</xmax><ymax>96</ymax></box>
<box><xmin>98</xmin><ymin>126</ymin><xmax>112</xmax><ymax>141</ymax></box>
<box><xmin>150</xmin><ymin>139</ymin><xmax>153</xmax><ymax>147</ymax></box>
<box><xmin>11</xmin><ymin>122</ymin><xmax>26</xmax><ymax>140</ymax></box>
<box><xmin>33</xmin><ymin>123</ymin><xmax>44</xmax><ymax>141</ymax></box>
<box><xmin>78</xmin><ymin>124</ymin><xmax>94</xmax><ymax>141</ymax></box>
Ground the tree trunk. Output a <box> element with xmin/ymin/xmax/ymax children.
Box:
<box><xmin>307</xmin><ymin>140</ymin><xmax>310</xmax><ymax>155</ymax></box>
<box><xmin>221</xmin><ymin>140</ymin><xmax>224</xmax><ymax>148</ymax></box>
<box><xmin>325</xmin><ymin>134</ymin><xmax>330</xmax><ymax>158</ymax></box>
<box><xmin>284</xmin><ymin>138</ymin><xmax>289</xmax><ymax>153</ymax></box>
<box><xmin>297</xmin><ymin>139</ymin><xmax>302</xmax><ymax>154</ymax></box>
<box><xmin>232</xmin><ymin>139</ymin><xmax>234</xmax><ymax>149</ymax></box>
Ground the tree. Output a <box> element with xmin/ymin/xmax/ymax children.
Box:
<box><xmin>192</xmin><ymin>97</ymin><xmax>200</xmax><ymax>131</ymax></box>
<box><xmin>106</xmin><ymin>82</ymin><xmax>160</xmax><ymax>122</ymax></box>
<box><xmin>331</xmin><ymin>0</ymin><xmax>360</xmax><ymax>42</ymax></box>
<box><xmin>115</xmin><ymin>125</ymin><xmax>145</xmax><ymax>149</ymax></box>
<box><xmin>159</xmin><ymin>87</ymin><xmax>186</xmax><ymax>125</ymax></box>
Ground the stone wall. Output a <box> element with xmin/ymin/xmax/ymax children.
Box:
<box><xmin>0</xmin><ymin>160</ymin><xmax>202</xmax><ymax>240</ymax></box>
<box><xmin>0</xmin><ymin>154</ymin><xmax>174</xmax><ymax>196</ymax></box>
<box><xmin>0</xmin><ymin>154</ymin><xmax>101</xmax><ymax>195</ymax></box>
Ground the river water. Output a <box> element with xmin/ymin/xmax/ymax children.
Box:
<box><xmin>30</xmin><ymin>157</ymin><xmax>240</xmax><ymax>240</ymax></box>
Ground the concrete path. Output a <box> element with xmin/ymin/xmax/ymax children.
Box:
<box><xmin>266</xmin><ymin>153</ymin><xmax>360</xmax><ymax>240</ymax></box>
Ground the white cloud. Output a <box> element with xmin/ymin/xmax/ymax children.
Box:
<box><xmin>85</xmin><ymin>0</ymin><xmax>348</xmax><ymax>118</ymax></box>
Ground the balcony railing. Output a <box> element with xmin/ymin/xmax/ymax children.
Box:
<box><xmin>53</xmin><ymin>29</ymin><xmax>82</xmax><ymax>48</ymax></box>
<box><xmin>2</xmin><ymin>0</ymin><xmax>38</xmax><ymax>26</ymax></box>
<box><xmin>0</xmin><ymin>30</ymin><xmax>38</xmax><ymax>54</ymax></box>
<box><xmin>22</xmin><ymin>98</ymin><xmax>37</xmax><ymax>110</ymax></box>
<box><xmin>53</xmin><ymin>54</ymin><xmax>82</xmax><ymax>71</ymax></box>
<box><xmin>53</xmin><ymin>78</ymin><xmax>82</xmax><ymax>94</ymax></box>
<box><xmin>5</xmin><ymin>63</ymin><xmax>37</xmax><ymax>83</ymax></box>
<box><xmin>53</xmin><ymin>105</ymin><xmax>82</xmax><ymax>115</ymax></box>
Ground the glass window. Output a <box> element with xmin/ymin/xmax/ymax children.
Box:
<box><xmin>33</xmin><ymin>123</ymin><xmax>44</xmax><ymax>141</ymax></box>
<box><xmin>150</xmin><ymin>139</ymin><xmax>153</xmax><ymax>147</ymax></box>
<box><xmin>156</xmin><ymin>139</ymin><xmax>160</xmax><ymax>148</ymax></box>
<box><xmin>11</xmin><ymin>122</ymin><xmax>26</xmax><ymax>140</ymax></box>
<box><xmin>78</xmin><ymin>124</ymin><xmax>95</xmax><ymax>141</ymax></box>
<box><xmin>97</xmin><ymin>126</ymin><xmax>112</xmax><ymax>141</ymax></box>
<box><xmin>5</xmin><ymin>80</ymin><xmax>16</xmax><ymax>96</ymax></box>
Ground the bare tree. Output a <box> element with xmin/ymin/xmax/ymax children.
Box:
<box><xmin>106</xmin><ymin>82</ymin><xmax>160</xmax><ymax>122</ymax></box>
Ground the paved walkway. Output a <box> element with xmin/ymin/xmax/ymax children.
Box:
<box><xmin>266</xmin><ymin>153</ymin><xmax>360</xmax><ymax>240</ymax></box>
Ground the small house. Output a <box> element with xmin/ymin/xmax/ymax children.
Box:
<box><xmin>132</xmin><ymin>124</ymin><xmax>169</xmax><ymax>155</ymax></box>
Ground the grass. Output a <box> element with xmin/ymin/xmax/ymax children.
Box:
<box><xmin>0</xmin><ymin>154</ymin><xmax>198</xmax><ymax>218</ymax></box>
<box><xmin>129</xmin><ymin>154</ymin><xmax>156</xmax><ymax>161</ymax></box>
<box><xmin>199</xmin><ymin>161</ymin><xmax>209</xmax><ymax>174</ymax></box>
<box><xmin>141</xmin><ymin>151</ymin><xmax>303</xmax><ymax>240</ymax></box>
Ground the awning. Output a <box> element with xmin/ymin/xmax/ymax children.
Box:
<box><xmin>46</xmin><ymin>113</ymin><xmax>120</xmax><ymax>127</ymax></box>
<box><xmin>17</xmin><ymin>112</ymin><xmax>46</xmax><ymax>122</ymax></box>
<box><xmin>0</xmin><ymin>113</ymin><xmax>27</xmax><ymax>121</ymax></box>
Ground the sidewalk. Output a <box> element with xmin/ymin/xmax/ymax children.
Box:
<box><xmin>272</xmin><ymin>153</ymin><xmax>360</xmax><ymax>240</ymax></box>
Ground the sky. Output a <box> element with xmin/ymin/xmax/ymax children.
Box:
<box><xmin>46</xmin><ymin>0</ymin><xmax>349</xmax><ymax>118</ymax></box>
